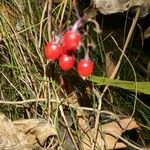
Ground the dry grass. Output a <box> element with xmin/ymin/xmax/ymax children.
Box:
<box><xmin>0</xmin><ymin>0</ymin><xmax>150</xmax><ymax>149</ymax></box>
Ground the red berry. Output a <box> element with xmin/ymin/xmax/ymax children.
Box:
<box><xmin>44</xmin><ymin>42</ymin><xmax>62</xmax><ymax>60</ymax></box>
<box><xmin>63</xmin><ymin>31</ymin><xmax>80</xmax><ymax>50</ymax></box>
<box><xmin>59</xmin><ymin>54</ymin><xmax>74</xmax><ymax>71</ymax></box>
<box><xmin>62</xmin><ymin>45</ymin><xmax>75</xmax><ymax>56</ymax></box>
<box><xmin>77</xmin><ymin>59</ymin><xmax>94</xmax><ymax>77</ymax></box>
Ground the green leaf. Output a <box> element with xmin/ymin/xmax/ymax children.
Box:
<box><xmin>89</xmin><ymin>75</ymin><xmax>150</xmax><ymax>95</ymax></box>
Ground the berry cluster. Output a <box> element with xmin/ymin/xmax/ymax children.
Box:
<box><xmin>44</xmin><ymin>20</ymin><xmax>94</xmax><ymax>79</ymax></box>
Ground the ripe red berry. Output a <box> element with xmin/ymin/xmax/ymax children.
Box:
<box><xmin>59</xmin><ymin>54</ymin><xmax>74</xmax><ymax>71</ymax></box>
<box><xmin>44</xmin><ymin>42</ymin><xmax>62</xmax><ymax>60</ymax></box>
<box><xmin>63</xmin><ymin>31</ymin><xmax>80</xmax><ymax>50</ymax></box>
<box><xmin>62</xmin><ymin>45</ymin><xmax>75</xmax><ymax>56</ymax></box>
<box><xmin>77</xmin><ymin>59</ymin><xmax>94</xmax><ymax>78</ymax></box>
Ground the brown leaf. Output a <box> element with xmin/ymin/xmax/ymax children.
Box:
<box><xmin>0</xmin><ymin>113</ymin><xmax>31</xmax><ymax>150</ymax></box>
<box><xmin>13</xmin><ymin>119</ymin><xmax>57</xmax><ymax>147</ymax></box>
<box><xmin>102</xmin><ymin>118</ymin><xmax>139</xmax><ymax>134</ymax></box>
<box><xmin>82</xmin><ymin>117</ymin><xmax>140</xmax><ymax>149</ymax></box>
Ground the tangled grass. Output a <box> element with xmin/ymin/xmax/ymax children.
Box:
<box><xmin>0</xmin><ymin>0</ymin><xmax>150</xmax><ymax>149</ymax></box>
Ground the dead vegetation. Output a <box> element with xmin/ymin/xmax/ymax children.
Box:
<box><xmin>0</xmin><ymin>0</ymin><xmax>150</xmax><ymax>149</ymax></box>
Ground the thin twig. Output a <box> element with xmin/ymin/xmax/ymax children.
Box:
<box><xmin>38</xmin><ymin>1</ymin><xmax>48</xmax><ymax>48</ymax></box>
<box><xmin>48</xmin><ymin>0</ymin><xmax>53</xmax><ymax>41</ymax></box>
<box><xmin>0</xmin><ymin>98</ymin><xmax>57</xmax><ymax>105</ymax></box>
<box><xmin>52</xmin><ymin>85</ymin><xmax>79</xmax><ymax>150</ymax></box>
<box><xmin>59</xmin><ymin>105</ymin><xmax>79</xmax><ymax>150</ymax></box>
<box><xmin>110</xmin><ymin>35</ymin><xmax>138</xmax><ymax>117</ymax></box>
<box><xmin>47</xmin><ymin>0</ymin><xmax>53</xmax><ymax>121</ymax></box>
<box><xmin>91</xmin><ymin>8</ymin><xmax>140</xmax><ymax>150</ymax></box>
<box><xmin>69</xmin><ymin>105</ymin><xmax>120</xmax><ymax>121</ymax></box>
<box><xmin>110</xmin><ymin>9</ymin><xmax>140</xmax><ymax>80</ymax></box>
<box><xmin>59</xmin><ymin>0</ymin><xmax>68</xmax><ymax>28</ymax></box>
